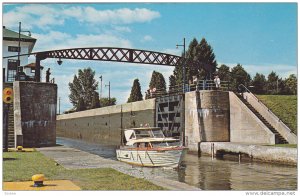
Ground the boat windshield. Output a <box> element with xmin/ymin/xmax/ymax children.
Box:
<box><xmin>152</xmin><ymin>142</ymin><xmax>168</xmax><ymax>147</ymax></box>
<box><xmin>134</xmin><ymin>129</ymin><xmax>165</xmax><ymax>139</ymax></box>
<box><xmin>152</xmin><ymin>130</ymin><xmax>165</xmax><ymax>138</ymax></box>
<box><xmin>135</xmin><ymin>130</ymin><xmax>152</xmax><ymax>138</ymax></box>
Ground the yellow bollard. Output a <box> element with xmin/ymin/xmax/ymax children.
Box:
<box><xmin>32</xmin><ymin>174</ymin><xmax>45</xmax><ymax>187</ymax></box>
<box><xmin>17</xmin><ymin>146</ymin><xmax>23</xmax><ymax>151</ymax></box>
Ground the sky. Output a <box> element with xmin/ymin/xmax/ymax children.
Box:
<box><xmin>2</xmin><ymin>3</ymin><xmax>297</xmax><ymax>112</ymax></box>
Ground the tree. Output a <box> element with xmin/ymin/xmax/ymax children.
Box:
<box><xmin>185</xmin><ymin>38</ymin><xmax>199</xmax><ymax>80</ymax></box>
<box><xmin>230</xmin><ymin>64</ymin><xmax>251</xmax><ymax>91</ymax></box>
<box><xmin>217</xmin><ymin>64</ymin><xmax>231</xmax><ymax>82</ymax></box>
<box><xmin>267</xmin><ymin>71</ymin><xmax>279</xmax><ymax>94</ymax></box>
<box><xmin>251</xmin><ymin>73</ymin><xmax>267</xmax><ymax>94</ymax></box>
<box><xmin>69</xmin><ymin>67</ymin><xmax>98</xmax><ymax>110</ymax></box>
<box><xmin>169</xmin><ymin>37</ymin><xmax>218</xmax><ymax>87</ymax></box>
<box><xmin>169</xmin><ymin>75</ymin><xmax>176</xmax><ymax>88</ymax></box>
<box><xmin>127</xmin><ymin>79</ymin><xmax>143</xmax><ymax>103</ymax></box>
<box><xmin>193</xmin><ymin>38</ymin><xmax>217</xmax><ymax>79</ymax></box>
<box><xmin>284</xmin><ymin>74</ymin><xmax>297</xmax><ymax>95</ymax></box>
<box><xmin>76</xmin><ymin>97</ymin><xmax>86</xmax><ymax>111</ymax></box>
<box><xmin>100</xmin><ymin>97</ymin><xmax>116</xmax><ymax>107</ymax></box>
<box><xmin>277</xmin><ymin>78</ymin><xmax>287</xmax><ymax>95</ymax></box>
<box><xmin>91</xmin><ymin>92</ymin><xmax>100</xmax><ymax>109</ymax></box>
<box><xmin>169</xmin><ymin>60</ymin><xmax>183</xmax><ymax>88</ymax></box>
<box><xmin>146</xmin><ymin>71</ymin><xmax>167</xmax><ymax>98</ymax></box>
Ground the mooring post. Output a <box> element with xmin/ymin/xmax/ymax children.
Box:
<box><xmin>239</xmin><ymin>153</ymin><xmax>241</xmax><ymax>163</ymax></box>
<box><xmin>198</xmin><ymin>142</ymin><xmax>201</xmax><ymax>157</ymax></box>
<box><xmin>211</xmin><ymin>143</ymin><xmax>214</xmax><ymax>160</ymax></box>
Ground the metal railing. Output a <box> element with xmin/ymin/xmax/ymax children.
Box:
<box><xmin>238</xmin><ymin>84</ymin><xmax>294</xmax><ymax>133</ymax></box>
<box><xmin>190</xmin><ymin>80</ymin><xmax>229</xmax><ymax>91</ymax></box>
<box><xmin>146</xmin><ymin>80</ymin><xmax>230</xmax><ymax>98</ymax></box>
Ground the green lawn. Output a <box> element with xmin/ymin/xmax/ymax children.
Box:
<box><xmin>271</xmin><ymin>144</ymin><xmax>297</xmax><ymax>148</ymax></box>
<box><xmin>257</xmin><ymin>95</ymin><xmax>297</xmax><ymax>135</ymax></box>
<box><xmin>3</xmin><ymin>151</ymin><xmax>165</xmax><ymax>190</ymax></box>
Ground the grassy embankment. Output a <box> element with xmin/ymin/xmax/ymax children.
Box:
<box><xmin>3</xmin><ymin>151</ymin><xmax>164</xmax><ymax>190</ymax></box>
<box><xmin>257</xmin><ymin>95</ymin><xmax>297</xmax><ymax>148</ymax></box>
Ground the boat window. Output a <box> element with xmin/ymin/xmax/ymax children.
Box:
<box><xmin>137</xmin><ymin>143</ymin><xmax>146</xmax><ymax>148</ymax></box>
<box><xmin>135</xmin><ymin>130</ymin><xmax>151</xmax><ymax>138</ymax></box>
<box><xmin>152</xmin><ymin>130</ymin><xmax>165</xmax><ymax>138</ymax></box>
<box><xmin>129</xmin><ymin>132</ymin><xmax>135</xmax><ymax>139</ymax></box>
<box><xmin>167</xmin><ymin>141</ymin><xmax>181</xmax><ymax>146</ymax></box>
<box><xmin>152</xmin><ymin>142</ymin><xmax>168</xmax><ymax>147</ymax></box>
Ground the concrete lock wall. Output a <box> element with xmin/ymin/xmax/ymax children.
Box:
<box><xmin>185</xmin><ymin>90</ymin><xmax>230</xmax><ymax>151</ymax></box>
<box><xmin>56</xmin><ymin>99</ymin><xmax>156</xmax><ymax>146</ymax></box>
<box><xmin>13</xmin><ymin>81</ymin><xmax>57</xmax><ymax>147</ymax></box>
<box><xmin>229</xmin><ymin>92</ymin><xmax>275</xmax><ymax>144</ymax></box>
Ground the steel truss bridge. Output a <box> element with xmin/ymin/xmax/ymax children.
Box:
<box><xmin>3</xmin><ymin>47</ymin><xmax>213</xmax><ymax>82</ymax></box>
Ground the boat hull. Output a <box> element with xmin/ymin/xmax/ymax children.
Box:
<box><xmin>116</xmin><ymin>147</ymin><xmax>187</xmax><ymax>168</ymax></box>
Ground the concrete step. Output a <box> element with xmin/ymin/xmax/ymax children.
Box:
<box><xmin>235</xmin><ymin>92</ymin><xmax>288</xmax><ymax>144</ymax></box>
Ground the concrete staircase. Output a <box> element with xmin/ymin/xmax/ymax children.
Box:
<box><xmin>235</xmin><ymin>93</ymin><xmax>288</xmax><ymax>144</ymax></box>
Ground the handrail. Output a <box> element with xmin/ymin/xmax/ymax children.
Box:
<box><xmin>146</xmin><ymin>80</ymin><xmax>230</xmax><ymax>98</ymax></box>
<box><xmin>238</xmin><ymin>84</ymin><xmax>293</xmax><ymax>133</ymax></box>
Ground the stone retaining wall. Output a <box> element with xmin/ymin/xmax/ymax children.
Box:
<box><xmin>56</xmin><ymin>99</ymin><xmax>156</xmax><ymax>145</ymax></box>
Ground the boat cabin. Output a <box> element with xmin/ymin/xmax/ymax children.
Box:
<box><xmin>124</xmin><ymin>127</ymin><xmax>165</xmax><ymax>141</ymax></box>
<box><xmin>122</xmin><ymin>127</ymin><xmax>180</xmax><ymax>148</ymax></box>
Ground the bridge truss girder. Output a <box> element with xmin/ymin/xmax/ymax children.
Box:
<box><xmin>35</xmin><ymin>47</ymin><xmax>183</xmax><ymax>82</ymax></box>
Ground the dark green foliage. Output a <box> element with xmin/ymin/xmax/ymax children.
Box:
<box><xmin>170</xmin><ymin>37</ymin><xmax>217</xmax><ymax>87</ymax></box>
<box><xmin>69</xmin><ymin>67</ymin><xmax>98</xmax><ymax>111</ymax></box>
<box><xmin>170</xmin><ymin>61</ymin><xmax>183</xmax><ymax>88</ymax></box>
<box><xmin>251</xmin><ymin>73</ymin><xmax>267</xmax><ymax>94</ymax></box>
<box><xmin>127</xmin><ymin>79</ymin><xmax>143</xmax><ymax>103</ymax></box>
<box><xmin>169</xmin><ymin>75</ymin><xmax>176</xmax><ymax>88</ymax></box>
<box><xmin>100</xmin><ymin>97</ymin><xmax>116</xmax><ymax>107</ymax></box>
<box><xmin>147</xmin><ymin>71</ymin><xmax>167</xmax><ymax>98</ymax></box>
<box><xmin>167</xmin><ymin>38</ymin><xmax>296</xmax><ymax>96</ymax></box>
<box><xmin>186</xmin><ymin>38</ymin><xmax>199</xmax><ymax>80</ymax></box>
<box><xmin>266</xmin><ymin>71</ymin><xmax>280</xmax><ymax>94</ymax></box>
<box><xmin>76</xmin><ymin>97</ymin><xmax>86</xmax><ymax>111</ymax></box>
<box><xmin>284</xmin><ymin>74</ymin><xmax>297</xmax><ymax>95</ymax></box>
<box><xmin>149</xmin><ymin>71</ymin><xmax>167</xmax><ymax>91</ymax></box>
<box><xmin>230</xmin><ymin>64</ymin><xmax>251</xmax><ymax>91</ymax></box>
<box><xmin>217</xmin><ymin>64</ymin><xmax>231</xmax><ymax>82</ymax></box>
<box><xmin>91</xmin><ymin>92</ymin><xmax>100</xmax><ymax>109</ymax></box>
<box><xmin>63</xmin><ymin>108</ymin><xmax>76</xmax><ymax>114</ymax></box>
<box><xmin>193</xmin><ymin>38</ymin><xmax>217</xmax><ymax>79</ymax></box>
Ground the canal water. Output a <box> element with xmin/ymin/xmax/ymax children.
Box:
<box><xmin>57</xmin><ymin>137</ymin><xmax>297</xmax><ymax>190</ymax></box>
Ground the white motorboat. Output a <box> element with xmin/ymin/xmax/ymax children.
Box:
<box><xmin>116</xmin><ymin>126</ymin><xmax>188</xmax><ymax>168</ymax></box>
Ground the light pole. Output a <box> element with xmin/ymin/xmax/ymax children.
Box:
<box><xmin>176</xmin><ymin>38</ymin><xmax>186</xmax><ymax>93</ymax></box>
<box><xmin>18</xmin><ymin>22</ymin><xmax>31</xmax><ymax>71</ymax></box>
<box><xmin>99</xmin><ymin>75</ymin><xmax>103</xmax><ymax>100</ymax></box>
<box><xmin>105</xmin><ymin>81</ymin><xmax>111</xmax><ymax>105</ymax></box>
<box><xmin>58</xmin><ymin>97</ymin><xmax>61</xmax><ymax>115</ymax></box>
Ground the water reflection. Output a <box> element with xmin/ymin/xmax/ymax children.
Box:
<box><xmin>179</xmin><ymin>154</ymin><xmax>297</xmax><ymax>190</ymax></box>
<box><xmin>57</xmin><ymin>137</ymin><xmax>297</xmax><ymax>190</ymax></box>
